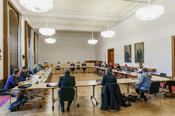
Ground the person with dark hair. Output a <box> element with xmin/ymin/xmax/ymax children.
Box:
<box><xmin>123</xmin><ymin>64</ymin><xmax>130</xmax><ymax>71</ymax></box>
<box><xmin>108</xmin><ymin>62</ymin><xmax>114</xmax><ymax>69</ymax></box>
<box><xmin>5</xmin><ymin>69</ymin><xmax>24</xmax><ymax>101</ymax></box>
<box><xmin>19</xmin><ymin>66</ymin><xmax>30</xmax><ymax>81</ymax></box>
<box><xmin>137</xmin><ymin>63</ymin><xmax>144</xmax><ymax>73</ymax></box>
<box><xmin>135</xmin><ymin>68</ymin><xmax>151</xmax><ymax>101</ymax></box>
<box><xmin>115</xmin><ymin>63</ymin><xmax>121</xmax><ymax>71</ymax></box>
<box><xmin>58</xmin><ymin>70</ymin><xmax>75</xmax><ymax>112</ymax></box>
<box><xmin>101</xmin><ymin>68</ymin><xmax>116</xmax><ymax>86</ymax></box>
<box><xmin>32</xmin><ymin>64</ymin><xmax>41</xmax><ymax>74</ymax></box>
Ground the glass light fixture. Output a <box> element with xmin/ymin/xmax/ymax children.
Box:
<box><xmin>101</xmin><ymin>7</ymin><xmax>115</xmax><ymax>38</ymax></box>
<box><xmin>88</xmin><ymin>32</ymin><xmax>98</xmax><ymax>45</ymax></box>
<box><xmin>45</xmin><ymin>37</ymin><xmax>56</xmax><ymax>44</ymax></box>
<box><xmin>101</xmin><ymin>31</ymin><xmax>115</xmax><ymax>38</ymax></box>
<box><xmin>19</xmin><ymin>0</ymin><xmax>53</xmax><ymax>13</ymax></box>
<box><xmin>136</xmin><ymin>0</ymin><xmax>164</xmax><ymax>21</ymax></box>
<box><xmin>39</xmin><ymin>27</ymin><xmax>56</xmax><ymax>36</ymax></box>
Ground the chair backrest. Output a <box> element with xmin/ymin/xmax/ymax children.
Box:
<box><xmin>149</xmin><ymin>82</ymin><xmax>160</xmax><ymax>94</ymax></box>
<box><xmin>160</xmin><ymin>73</ymin><xmax>167</xmax><ymax>77</ymax></box>
<box><xmin>77</xmin><ymin>65</ymin><xmax>80</xmax><ymax>68</ymax></box>
<box><xmin>0</xmin><ymin>81</ymin><xmax>4</xmax><ymax>93</ymax></box>
<box><xmin>59</xmin><ymin>87</ymin><xmax>75</xmax><ymax>101</ymax></box>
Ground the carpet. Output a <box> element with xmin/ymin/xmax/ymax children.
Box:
<box><xmin>0</xmin><ymin>95</ymin><xmax>11</xmax><ymax>107</ymax></box>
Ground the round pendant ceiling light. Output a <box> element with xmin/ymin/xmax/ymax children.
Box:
<box><xmin>88</xmin><ymin>39</ymin><xmax>98</xmax><ymax>45</ymax></box>
<box><xmin>101</xmin><ymin>31</ymin><xmax>115</xmax><ymax>38</ymax></box>
<box><xmin>136</xmin><ymin>0</ymin><xmax>164</xmax><ymax>21</ymax></box>
<box><xmin>88</xmin><ymin>32</ymin><xmax>98</xmax><ymax>45</ymax></box>
<box><xmin>45</xmin><ymin>38</ymin><xmax>56</xmax><ymax>44</ymax></box>
<box><xmin>101</xmin><ymin>7</ymin><xmax>115</xmax><ymax>38</ymax></box>
<box><xmin>19</xmin><ymin>0</ymin><xmax>53</xmax><ymax>13</ymax></box>
<box><xmin>39</xmin><ymin>27</ymin><xmax>56</xmax><ymax>36</ymax></box>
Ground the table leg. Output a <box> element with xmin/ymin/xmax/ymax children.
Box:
<box><xmin>75</xmin><ymin>87</ymin><xmax>80</xmax><ymax>107</ymax></box>
<box><xmin>52</xmin><ymin>88</ymin><xmax>55</xmax><ymax>110</ymax></box>
<box><xmin>127</xmin><ymin>83</ymin><xmax>130</xmax><ymax>94</ymax></box>
<box><xmin>90</xmin><ymin>85</ymin><xmax>98</xmax><ymax>105</ymax></box>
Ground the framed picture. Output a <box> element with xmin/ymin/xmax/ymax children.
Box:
<box><xmin>135</xmin><ymin>42</ymin><xmax>144</xmax><ymax>63</ymax></box>
<box><xmin>124</xmin><ymin>45</ymin><xmax>132</xmax><ymax>63</ymax></box>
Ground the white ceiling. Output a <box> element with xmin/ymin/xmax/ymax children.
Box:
<box><xmin>11</xmin><ymin>0</ymin><xmax>149</xmax><ymax>32</ymax></box>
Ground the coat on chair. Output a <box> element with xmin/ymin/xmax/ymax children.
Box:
<box><xmin>101</xmin><ymin>83</ymin><xmax>122</xmax><ymax>111</ymax></box>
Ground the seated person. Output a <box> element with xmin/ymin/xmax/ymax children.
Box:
<box><xmin>164</xmin><ymin>81</ymin><xmax>175</xmax><ymax>94</ymax></box>
<box><xmin>82</xmin><ymin>62</ymin><xmax>87</xmax><ymax>73</ymax></box>
<box><xmin>114</xmin><ymin>63</ymin><xmax>121</xmax><ymax>71</ymax></box>
<box><xmin>101</xmin><ymin>68</ymin><xmax>116</xmax><ymax>86</ymax></box>
<box><xmin>58</xmin><ymin>70</ymin><xmax>75</xmax><ymax>112</ymax></box>
<box><xmin>137</xmin><ymin>62</ymin><xmax>144</xmax><ymax>73</ymax></box>
<box><xmin>108</xmin><ymin>62</ymin><xmax>113</xmax><ymax>69</ymax></box>
<box><xmin>123</xmin><ymin>64</ymin><xmax>130</xmax><ymax>71</ymax></box>
<box><xmin>32</xmin><ymin>64</ymin><xmax>41</xmax><ymax>74</ymax></box>
<box><xmin>5</xmin><ymin>69</ymin><xmax>24</xmax><ymax>101</ymax></box>
<box><xmin>19</xmin><ymin>66</ymin><xmax>30</xmax><ymax>81</ymax></box>
<box><xmin>104</xmin><ymin>63</ymin><xmax>108</xmax><ymax>68</ymax></box>
<box><xmin>101</xmin><ymin>68</ymin><xmax>121</xmax><ymax>111</ymax></box>
<box><xmin>135</xmin><ymin>68</ymin><xmax>151</xmax><ymax>101</ymax></box>
<box><xmin>70</xmin><ymin>62</ymin><xmax>75</xmax><ymax>73</ymax></box>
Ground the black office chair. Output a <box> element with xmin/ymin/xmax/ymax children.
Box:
<box><xmin>67</xmin><ymin>62</ymin><xmax>70</xmax><ymax>64</ymax></box>
<box><xmin>160</xmin><ymin>73</ymin><xmax>167</xmax><ymax>77</ymax></box>
<box><xmin>55</xmin><ymin>62</ymin><xmax>61</xmax><ymax>74</ymax></box>
<box><xmin>76</xmin><ymin>65</ymin><xmax>81</xmax><ymax>73</ymax></box>
<box><xmin>159</xmin><ymin>73</ymin><xmax>169</xmax><ymax>93</ymax></box>
<box><xmin>139</xmin><ymin>82</ymin><xmax>160</xmax><ymax>102</ymax></box>
<box><xmin>58</xmin><ymin>87</ymin><xmax>76</xmax><ymax>115</ymax></box>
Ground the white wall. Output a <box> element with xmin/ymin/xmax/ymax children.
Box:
<box><xmin>38</xmin><ymin>32</ymin><xmax>96</xmax><ymax>63</ymax></box>
<box><xmin>96</xmin><ymin>0</ymin><xmax>175</xmax><ymax>76</ymax></box>
<box><xmin>0</xmin><ymin>0</ymin><xmax>3</xmax><ymax>80</ymax></box>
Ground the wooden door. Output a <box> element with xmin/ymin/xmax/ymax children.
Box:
<box><xmin>108</xmin><ymin>48</ymin><xmax>114</xmax><ymax>66</ymax></box>
<box><xmin>172</xmin><ymin>36</ymin><xmax>175</xmax><ymax>77</ymax></box>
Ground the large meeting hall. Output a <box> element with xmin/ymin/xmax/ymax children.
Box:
<box><xmin>0</xmin><ymin>0</ymin><xmax>175</xmax><ymax>116</ymax></box>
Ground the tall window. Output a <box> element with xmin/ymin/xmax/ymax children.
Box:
<box><xmin>8</xmin><ymin>6</ymin><xmax>20</xmax><ymax>74</ymax></box>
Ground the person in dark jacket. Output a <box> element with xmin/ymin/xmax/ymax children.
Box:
<box><xmin>101</xmin><ymin>68</ymin><xmax>121</xmax><ymax>111</ymax></box>
<box><xmin>19</xmin><ymin>66</ymin><xmax>29</xmax><ymax>81</ymax></box>
<box><xmin>123</xmin><ymin>64</ymin><xmax>130</xmax><ymax>71</ymax></box>
<box><xmin>32</xmin><ymin>64</ymin><xmax>41</xmax><ymax>74</ymax></box>
<box><xmin>58</xmin><ymin>70</ymin><xmax>75</xmax><ymax>112</ymax></box>
<box><xmin>82</xmin><ymin>62</ymin><xmax>87</xmax><ymax>73</ymax></box>
<box><xmin>101</xmin><ymin>68</ymin><xmax>116</xmax><ymax>86</ymax></box>
<box><xmin>5</xmin><ymin>69</ymin><xmax>24</xmax><ymax>101</ymax></box>
<box><xmin>114</xmin><ymin>63</ymin><xmax>121</xmax><ymax>71</ymax></box>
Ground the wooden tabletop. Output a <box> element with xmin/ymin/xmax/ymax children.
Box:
<box><xmin>11</xmin><ymin>67</ymin><xmax>170</xmax><ymax>91</ymax></box>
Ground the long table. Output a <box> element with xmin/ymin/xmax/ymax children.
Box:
<box><xmin>54</xmin><ymin>66</ymin><xmax>95</xmax><ymax>73</ymax></box>
<box><xmin>11</xmin><ymin>67</ymin><xmax>171</xmax><ymax>111</ymax></box>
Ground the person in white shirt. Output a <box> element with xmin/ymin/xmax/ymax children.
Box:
<box><xmin>137</xmin><ymin>63</ymin><xmax>143</xmax><ymax>73</ymax></box>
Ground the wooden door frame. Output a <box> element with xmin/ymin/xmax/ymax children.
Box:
<box><xmin>172</xmin><ymin>36</ymin><xmax>175</xmax><ymax>77</ymax></box>
<box><xmin>107</xmin><ymin>48</ymin><xmax>114</xmax><ymax>65</ymax></box>
<box><xmin>24</xmin><ymin>21</ymin><xmax>32</xmax><ymax>67</ymax></box>
<box><xmin>34</xmin><ymin>32</ymin><xmax>39</xmax><ymax>64</ymax></box>
<box><xmin>3</xmin><ymin>0</ymin><xmax>8</xmax><ymax>82</ymax></box>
